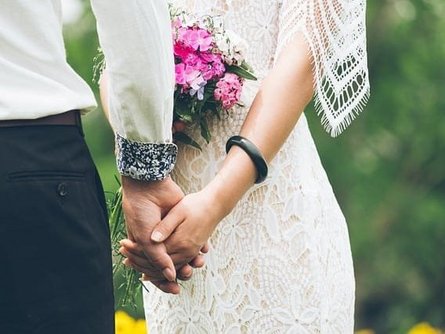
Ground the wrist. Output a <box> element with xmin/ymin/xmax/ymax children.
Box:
<box><xmin>121</xmin><ymin>176</ymin><xmax>183</xmax><ymax>209</ymax></box>
<box><xmin>121</xmin><ymin>175</ymin><xmax>167</xmax><ymax>192</ymax></box>
<box><xmin>200</xmin><ymin>184</ymin><xmax>234</xmax><ymax>225</ymax></box>
<box><xmin>204</xmin><ymin>153</ymin><xmax>255</xmax><ymax>219</ymax></box>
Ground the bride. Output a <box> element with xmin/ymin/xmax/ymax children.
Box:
<box><xmin>115</xmin><ymin>0</ymin><xmax>369</xmax><ymax>332</ymax></box>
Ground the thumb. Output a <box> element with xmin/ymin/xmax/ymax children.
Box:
<box><xmin>151</xmin><ymin>204</ymin><xmax>185</xmax><ymax>243</ymax></box>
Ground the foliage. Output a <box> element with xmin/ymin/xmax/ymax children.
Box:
<box><xmin>305</xmin><ymin>0</ymin><xmax>445</xmax><ymax>332</ymax></box>
<box><xmin>64</xmin><ymin>0</ymin><xmax>445</xmax><ymax>332</ymax></box>
<box><xmin>108</xmin><ymin>186</ymin><xmax>144</xmax><ymax>309</ymax></box>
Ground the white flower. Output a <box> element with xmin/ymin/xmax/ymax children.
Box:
<box><xmin>214</xmin><ymin>33</ymin><xmax>231</xmax><ymax>57</ymax></box>
<box><xmin>225</xmin><ymin>29</ymin><xmax>248</xmax><ymax>55</ymax></box>
<box><xmin>226</xmin><ymin>30</ymin><xmax>248</xmax><ymax>64</ymax></box>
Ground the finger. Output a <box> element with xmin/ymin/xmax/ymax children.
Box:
<box><xmin>119</xmin><ymin>245</ymin><xmax>144</xmax><ymax>261</ymax></box>
<box><xmin>120</xmin><ymin>247</ymin><xmax>163</xmax><ymax>274</ymax></box>
<box><xmin>151</xmin><ymin>206</ymin><xmax>186</xmax><ymax>243</ymax></box>
<box><xmin>189</xmin><ymin>254</ymin><xmax>206</xmax><ymax>269</ymax></box>
<box><xmin>201</xmin><ymin>242</ymin><xmax>210</xmax><ymax>254</ymax></box>
<box><xmin>151</xmin><ymin>280</ymin><xmax>181</xmax><ymax>295</ymax></box>
<box><xmin>140</xmin><ymin>242</ymin><xmax>177</xmax><ymax>282</ymax></box>
<box><xmin>123</xmin><ymin>229</ymin><xmax>178</xmax><ymax>281</ymax></box>
<box><xmin>170</xmin><ymin>252</ymin><xmax>195</xmax><ymax>268</ymax></box>
<box><xmin>123</xmin><ymin>258</ymin><xmax>167</xmax><ymax>281</ymax></box>
<box><xmin>141</xmin><ymin>274</ymin><xmax>181</xmax><ymax>295</ymax></box>
<box><xmin>120</xmin><ymin>239</ymin><xmax>144</xmax><ymax>257</ymax></box>
<box><xmin>177</xmin><ymin>264</ymin><xmax>193</xmax><ymax>281</ymax></box>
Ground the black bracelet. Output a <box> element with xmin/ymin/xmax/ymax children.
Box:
<box><xmin>225</xmin><ymin>135</ymin><xmax>268</xmax><ymax>184</ymax></box>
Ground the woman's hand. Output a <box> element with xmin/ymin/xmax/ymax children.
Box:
<box><xmin>150</xmin><ymin>189</ymin><xmax>228</xmax><ymax>267</ymax></box>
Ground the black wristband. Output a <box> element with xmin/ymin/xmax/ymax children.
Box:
<box><xmin>225</xmin><ymin>135</ymin><xmax>268</xmax><ymax>184</ymax></box>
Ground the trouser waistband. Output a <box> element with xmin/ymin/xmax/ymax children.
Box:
<box><xmin>0</xmin><ymin>110</ymin><xmax>81</xmax><ymax>128</ymax></box>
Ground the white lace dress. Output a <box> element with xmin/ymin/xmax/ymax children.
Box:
<box><xmin>143</xmin><ymin>0</ymin><xmax>370</xmax><ymax>333</ymax></box>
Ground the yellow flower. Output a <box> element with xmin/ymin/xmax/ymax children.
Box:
<box><xmin>115</xmin><ymin>311</ymin><xmax>135</xmax><ymax>334</ymax></box>
<box><xmin>115</xmin><ymin>311</ymin><xmax>148</xmax><ymax>334</ymax></box>
<box><xmin>355</xmin><ymin>329</ymin><xmax>375</xmax><ymax>334</ymax></box>
<box><xmin>408</xmin><ymin>322</ymin><xmax>441</xmax><ymax>334</ymax></box>
<box><xmin>134</xmin><ymin>319</ymin><xmax>148</xmax><ymax>334</ymax></box>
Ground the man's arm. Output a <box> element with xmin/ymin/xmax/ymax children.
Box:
<box><xmin>90</xmin><ymin>0</ymin><xmax>179</xmax><ymax>291</ymax></box>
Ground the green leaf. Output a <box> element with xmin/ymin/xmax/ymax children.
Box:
<box><xmin>200</xmin><ymin>118</ymin><xmax>212</xmax><ymax>143</ymax></box>
<box><xmin>226</xmin><ymin>65</ymin><xmax>257</xmax><ymax>81</ymax></box>
<box><xmin>174</xmin><ymin>106</ymin><xmax>194</xmax><ymax>123</ymax></box>
<box><xmin>174</xmin><ymin>132</ymin><xmax>202</xmax><ymax>150</ymax></box>
<box><xmin>107</xmin><ymin>185</ymin><xmax>141</xmax><ymax>309</ymax></box>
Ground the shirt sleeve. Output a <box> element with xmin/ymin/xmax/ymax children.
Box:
<box><xmin>90</xmin><ymin>0</ymin><xmax>177</xmax><ymax>181</ymax></box>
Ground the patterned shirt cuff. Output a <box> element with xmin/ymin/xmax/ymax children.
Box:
<box><xmin>115</xmin><ymin>133</ymin><xmax>178</xmax><ymax>181</ymax></box>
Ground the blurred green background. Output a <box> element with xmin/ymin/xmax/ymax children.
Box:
<box><xmin>62</xmin><ymin>0</ymin><xmax>445</xmax><ymax>332</ymax></box>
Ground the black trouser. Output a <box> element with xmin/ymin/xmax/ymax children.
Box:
<box><xmin>0</xmin><ymin>125</ymin><xmax>114</xmax><ymax>334</ymax></box>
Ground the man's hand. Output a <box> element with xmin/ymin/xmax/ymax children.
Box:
<box><xmin>121</xmin><ymin>176</ymin><xmax>184</xmax><ymax>293</ymax></box>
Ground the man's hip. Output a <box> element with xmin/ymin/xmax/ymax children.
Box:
<box><xmin>0</xmin><ymin>124</ymin><xmax>114</xmax><ymax>334</ymax></box>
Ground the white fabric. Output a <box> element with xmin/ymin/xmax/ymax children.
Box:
<box><xmin>0</xmin><ymin>0</ymin><xmax>174</xmax><ymax>144</ymax></box>
<box><xmin>143</xmin><ymin>0</ymin><xmax>362</xmax><ymax>332</ymax></box>
<box><xmin>277</xmin><ymin>0</ymin><xmax>370</xmax><ymax>136</ymax></box>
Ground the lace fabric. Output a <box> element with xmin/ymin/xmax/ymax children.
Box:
<box><xmin>277</xmin><ymin>0</ymin><xmax>370</xmax><ymax>136</ymax></box>
<box><xmin>143</xmin><ymin>0</ymin><xmax>365</xmax><ymax>332</ymax></box>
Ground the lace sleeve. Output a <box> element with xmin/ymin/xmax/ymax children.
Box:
<box><xmin>276</xmin><ymin>0</ymin><xmax>370</xmax><ymax>136</ymax></box>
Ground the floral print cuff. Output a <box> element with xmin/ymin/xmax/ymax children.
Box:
<box><xmin>115</xmin><ymin>134</ymin><xmax>178</xmax><ymax>181</ymax></box>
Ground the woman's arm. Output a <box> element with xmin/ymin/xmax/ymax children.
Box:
<box><xmin>207</xmin><ymin>32</ymin><xmax>313</xmax><ymax>214</ymax></box>
<box><xmin>99</xmin><ymin>70</ymin><xmax>110</xmax><ymax>121</ymax></box>
<box><xmin>147</xmin><ymin>33</ymin><xmax>314</xmax><ymax>262</ymax></box>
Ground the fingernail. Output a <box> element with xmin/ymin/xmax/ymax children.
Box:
<box><xmin>152</xmin><ymin>231</ymin><xmax>164</xmax><ymax>242</ymax></box>
<box><xmin>163</xmin><ymin>268</ymin><xmax>176</xmax><ymax>282</ymax></box>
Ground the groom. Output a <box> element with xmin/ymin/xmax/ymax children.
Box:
<box><xmin>0</xmin><ymin>1</ymin><xmax>194</xmax><ymax>333</ymax></box>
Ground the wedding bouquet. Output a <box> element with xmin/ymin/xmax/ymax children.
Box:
<box><xmin>170</xmin><ymin>6</ymin><xmax>256</xmax><ymax>149</ymax></box>
<box><xmin>110</xmin><ymin>7</ymin><xmax>255</xmax><ymax>308</ymax></box>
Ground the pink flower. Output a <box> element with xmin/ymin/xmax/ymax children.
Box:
<box><xmin>183</xmin><ymin>53</ymin><xmax>204</xmax><ymax>68</ymax></box>
<box><xmin>214</xmin><ymin>73</ymin><xmax>243</xmax><ymax>110</ymax></box>
<box><xmin>171</xmin><ymin>18</ymin><xmax>183</xmax><ymax>30</ymax></box>
<box><xmin>199</xmin><ymin>52</ymin><xmax>225</xmax><ymax>80</ymax></box>
<box><xmin>175</xmin><ymin>63</ymin><xmax>187</xmax><ymax>85</ymax></box>
<box><xmin>174</xmin><ymin>42</ymin><xmax>193</xmax><ymax>60</ymax></box>
<box><xmin>175</xmin><ymin>62</ymin><xmax>208</xmax><ymax>100</ymax></box>
<box><xmin>179</xmin><ymin>27</ymin><xmax>213</xmax><ymax>51</ymax></box>
<box><xmin>209</xmin><ymin>55</ymin><xmax>225</xmax><ymax>78</ymax></box>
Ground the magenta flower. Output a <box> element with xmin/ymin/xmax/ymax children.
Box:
<box><xmin>175</xmin><ymin>62</ymin><xmax>208</xmax><ymax>100</ymax></box>
<box><xmin>169</xmin><ymin>7</ymin><xmax>256</xmax><ymax>147</ymax></box>
<box><xmin>183</xmin><ymin>52</ymin><xmax>204</xmax><ymax>68</ymax></box>
<box><xmin>179</xmin><ymin>28</ymin><xmax>213</xmax><ymax>51</ymax></box>
<box><xmin>174</xmin><ymin>41</ymin><xmax>193</xmax><ymax>60</ymax></box>
<box><xmin>214</xmin><ymin>73</ymin><xmax>243</xmax><ymax>109</ymax></box>
<box><xmin>175</xmin><ymin>63</ymin><xmax>187</xmax><ymax>85</ymax></box>
<box><xmin>199</xmin><ymin>52</ymin><xmax>225</xmax><ymax>80</ymax></box>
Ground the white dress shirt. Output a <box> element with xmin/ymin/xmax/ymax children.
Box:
<box><xmin>0</xmin><ymin>0</ymin><xmax>177</xmax><ymax>181</ymax></box>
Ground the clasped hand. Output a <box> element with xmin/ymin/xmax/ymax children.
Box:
<box><xmin>120</xmin><ymin>176</ymin><xmax>224</xmax><ymax>294</ymax></box>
